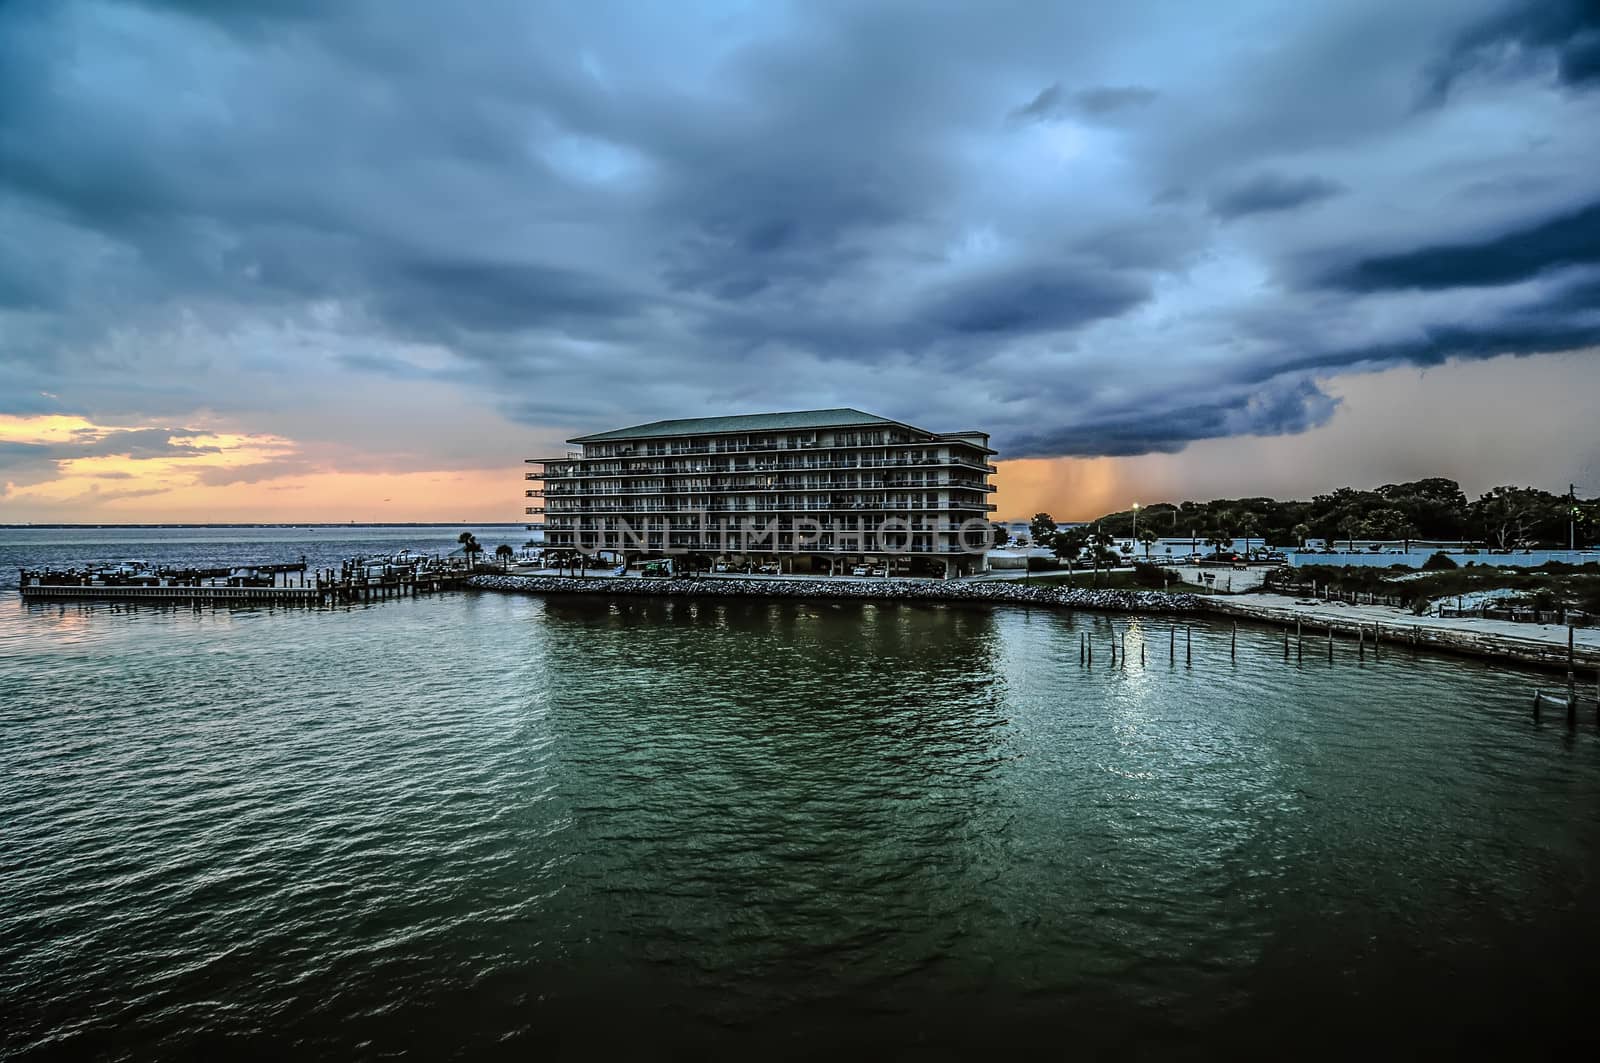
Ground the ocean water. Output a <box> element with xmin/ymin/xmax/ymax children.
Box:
<box><xmin>3</xmin><ymin>527</ymin><xmax>1599</xmax><ymax>1058</ymax></box>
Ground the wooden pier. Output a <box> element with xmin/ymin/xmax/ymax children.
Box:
<box><xmin>18</xmin><ymin>554</ymin><xmax>478</xmax><ymax>607</ymax></box>
<box><xmin>20</xmin><ymin>583</ymin><xmax>324</xmax><ymax>604</ymax></box>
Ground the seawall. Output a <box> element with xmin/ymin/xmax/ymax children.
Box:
<box><xmin>467</xmin><ymin>574</ymin><xmax>1600</xmax><ymax>677</ymax></box>
<box><xmin>466</xmin><ymin>574</ymin><xmax>1208</xmax><ymax>613</ymax></box>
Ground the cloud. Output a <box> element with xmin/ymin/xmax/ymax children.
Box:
<box><xmin>1010</xmin><ymin>82</ymin><xmax>1158</xmax><ymax>123</ymax></box>
<box><xmin>0</xmin><ymin>427</ymin><xmax>221</xmax><ymax>474</ymax></box>
<box><xmin>1210</xmin><ymin>172</ymin><xmax>1344</xmax><ymax>219</ymax></box>
<box><xmin>193</xmin><ymin>458</ymin><xmax>316</xmax><ymax>486</ymax></box>
<box><xmin>1320</xmin><ymin>197</ymin><xmax>1600</xmax><ymax>291</ymax></box>
<box><xmin>930</xmin><ymin>263</ymin><xmax>1149</xmax><ymax>336</ymax></box>
<box><xmin>0</xmin><ymin>0</ymin><xmax>1595</xmax><ymax>479</ymax></box>
<box><xmin>1425</xmin><ymin>0</ymin><xmax>1600</xmax><ymax>101</ymax></box>
<box><xmin>1002</xmin><ymin>374</ymin><xmax>1342</xmax><ymax>458</ymax></box>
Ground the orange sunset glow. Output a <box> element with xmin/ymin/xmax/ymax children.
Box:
<box><xmin>2</xmin><ymin>351</ymin><xmax>1596</xmax><ymax>525</ymax></box>
<box><xmin>0</xmin><ymin>413</ymin><xmax>521</xmax><ymax>523</ymax></box>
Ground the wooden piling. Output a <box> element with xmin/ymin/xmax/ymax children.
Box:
<box><xmin>1568</xmin><ymin>627</ymin><xmax>1577</xmax><ymax>723</ymax></box>
<box><xmin>1373</xmin><ymin>624</ymin><xmax>1380</xmax><ymax>661</ymax></box>
<box><xmin>1533</xmin><ymin>689</ymin><xmax>1542</xmax><ymax>720</ymax></box>
<box><xmin>1121</xmin><ymin>630</ymin><xmax>1127</xmax><ymax>668</ymax></box>
<box><xmin>1296</xmin><ymin>617</ymin><xmax>1303</xmax><ymax>663</ymax></box>
<box><xmin>1080</xmin><ymin>632</ymin><xmax>1086</xmax><ymax>665</ymax></box>
<box><xmin>1283</xmin><ymin>627</ymin><xmax>1289</xmax><ymax>659</ymax></box>
<box><xmin>1141</xmin><ymin>640</ymin><xmax>1146</xmax><ymax>667</ymax></box>
<box><xmin>1358</xmin><ymin>625</ymin><xmax>1364</xmax><ymax>660</ymax></box>
<box><xmin>1327</xmin><ymin>625</ymin><xmax>1333</xmax><ymax>662</ymax></box>
<box><xmin>1170</xmin><ymin>626</ymin><xmax>1175</xmax><ymax>665</ymax></box>
<box><xmin>1231</xmin><ymin>621</ymin><xmax>1237</xmax><ymax>661</ymax></box>
<box><xmin>1186</xmin><ymin>626</ymin><xmax>1192</xmax><ymax>667</ymax></box>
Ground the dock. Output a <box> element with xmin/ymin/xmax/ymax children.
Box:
<box><xmin>18</xmin><ymin>553</ymin><xmax>479</xmax><ymax>606</ymax></box>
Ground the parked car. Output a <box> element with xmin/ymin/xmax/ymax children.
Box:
<box><xmin>851</xmin><ymin>564</ymin><xmax>870</xmax><ymax>577</ymax></box>
<box><xmin>712</xmin><ymin>561</ymin><xmax>732</xmax><ymax>573</ymax></box>
<box><xmin>869</xmin><ymin>566</ymin><xmax>887</xmax><ymax>578</ymax></box>
<box><xmin>756</xmin><ymin>562</ymin><xmax>780</xmax><ymax>575</ymax></box>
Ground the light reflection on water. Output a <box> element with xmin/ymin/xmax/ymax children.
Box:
<box><xmin>3</xmin><ymin>529</ymin><xmax>1600</xmax><ymax>1056</ymax></box>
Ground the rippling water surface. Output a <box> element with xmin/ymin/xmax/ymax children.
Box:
<box><xmin>3</xmin><ymin>528</ymin><xmax>1599</xmax><ymax>1057</ymax></box>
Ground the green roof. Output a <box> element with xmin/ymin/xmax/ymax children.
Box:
<box><xmin>569</xmin><ymin>408</ymin><xmax>908</xmax><ymax>443</ymax></box>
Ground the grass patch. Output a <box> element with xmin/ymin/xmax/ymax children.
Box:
<box><xmin>1023</xmin><ymin>567</ymin><xmax>1214</xmax><ymax>593</ymax></box>
<box><xmin>1268</xmin><ymin>561</ymin><xmax>1600</xmax><ymax>615</ymax></box>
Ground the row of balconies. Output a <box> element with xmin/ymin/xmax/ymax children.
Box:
<box><xmin>545</xmin><ymin>499</ymin><xmax>994</xmax><ymax>510</ymax></box>
<box><xmin>529</xmin><ymin>455</ymin><xmax>997</xmax><ymax>478</ymax></box>
<box><xmin>546</xmin><ymin>520</ymin><xmax>981</xmax><ymax>533</ymax></box>
<box><xmin>526</xmin><ymin>478</ymin><xmax>992</xmax><ymax>498</ymax></box>
<box><xmin>529</xmin><ymin>500</ymin><xmax>996</xmax><ymax>515</ymax></box>
<box><xmin>540</xmin><ymin>534</ymin><xmax>976</xmax><ymax>555</ymax></box>
<box><xmin>578</xmin><ymin>435</ymin><xmax>929</xmax><ymax>459</ymax></box>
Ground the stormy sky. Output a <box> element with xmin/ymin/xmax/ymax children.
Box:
<box><xmin>1</xmin><ymin>0</ymin><xmax>1597</xmax><ymax>521</ymax></box>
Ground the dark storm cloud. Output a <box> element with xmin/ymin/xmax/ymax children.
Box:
<box><xmin>374</xmin><ymin>261</ymin><xmax>649</xmax><ymax>339</ymax></box>
<box><xmin>1010</xmin><ymin>83</ymin><xmax>1158</xmax><ymax>122</ymax></box>
<box><xmin>1322</xmin><ymin>198</ymin><xmax>1600</xmax><ymax>291</ymax></box>
<box><xmin>931</xmin><ymin>263</ymin><xmax>1149</xmax><ymax>336</ymax></box>
<box><xmin>1426</xmin><ymin>0</ymin><xmax>1600</xmax><ymax>100</ymax></box>
<box><xmin>0</xmin><ymin>0</ymin><xmax>1597</xmax><ymax>463</ymax></box>
<box><xmin>1075</xmin><ymin>86</ymin><xmax>1161</xmax><ymax>115</ymax></box>
<box><xmin>1210</xmin><ymin>173</ymin><xmax>1344</xmax><ymax>219</ymax></box>
<box><xmin>1004</xmin><ymin>376</ymin><xmax>1342</xmax><ymax>458</ymax></box>
<box><xmin>1252</xmin><ymin>268</ymin><xmax>1600</xmax><ymax>382</ymax></box>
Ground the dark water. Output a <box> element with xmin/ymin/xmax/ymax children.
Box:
<box><xmin>3</xmin><ymin>528</ymin><xmax>1599</xmax><ymax>1058</ymax></box>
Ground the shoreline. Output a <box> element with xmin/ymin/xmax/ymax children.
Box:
<box><xmin>468</xmin><ymin>574</ymin><xmax>1600</xmax><ymax>676</ymax></box>
<box><xmin>1206</xmin><ymin>593</ymin><xmax>1600</xmax><ymax>674</ymax></box>
<box><xmin>465</xmin><ymin>573</ymin><xmax>1208</xmax><ymax>613</ymax></box>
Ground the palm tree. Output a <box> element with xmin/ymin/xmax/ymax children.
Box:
<box><xmin>1338</xmin><ymin>515</ymin><xmax>1361</xmax><ymax>553</ymax></box>
<box><xmin>1054</xmin><ymin>528</ymin><xmax>1086</xmax><ymax>586</ymax></box>
<box><xmin>1213</xmin><ymin>509</ymin><xmax>1236</xmax><ymax>557</ymax></box>
<box><xmin>458</xmin><ymin>531</ymin><xmax>483</xmax><ymax>569</ymax></box>
<box><xmin>1291</xmin><ymin>523</ymin><xmax>1311</xmax><ymax>549</ymax></box>
<box><xmin>1137</xmin><ymin>527</ymin><xmax>1157</xmax><ymax>560</ymax></box>
<box><xmin>1236</xmin><ymin>513</ymin><xmax>1260</xmax><ymax>558</ymax></box>
<box><xmin>495</xmin><ymin>543</ymin><xmax>514</xmax><ymax>570</ymax></box>
<box><xmin>1090</xmin><ymin>525</ymin><xmax>1116</xmax><ymax>586</ymax></box>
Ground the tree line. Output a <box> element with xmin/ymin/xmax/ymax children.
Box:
<box><xmin>1018</xmin><ymin>479</ymin><xmax>1595</xmax><ymax>552</ymax></box>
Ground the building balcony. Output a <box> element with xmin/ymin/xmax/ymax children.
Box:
<box><xmin>543</xmin><ymin>500</ymin><xmax>995</xmax><ymax>515</ymax></box>
<box><xmin>534</xmin><ymin>456</ymin><xmax>993</xmax><ymax>480</ymax></box>
<box><xmin>542</xmin><ymin>478</ymin><xmax>986</xmax><ymax>498</ymax></box>
<box><xmin>581</xmin><ymin>437</ymin><xmax>932</xmax><ymax>460</ymax></box>
<box><xmin>537</xmin><ymin>535</ymin><xmax>979</xmax><ymax>556</ymax></box>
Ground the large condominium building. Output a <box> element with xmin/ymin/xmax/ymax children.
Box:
<box><xmin>526</xmin><ymin>408</ymin><xmax>998</xmax><ymax>577</ymax></box>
